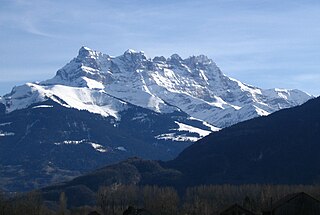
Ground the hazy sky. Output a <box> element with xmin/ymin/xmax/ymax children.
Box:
<box><xmin>1</xmin><ymin>0</ymin><xmax>320</xmax><ymax>95</ymax></box>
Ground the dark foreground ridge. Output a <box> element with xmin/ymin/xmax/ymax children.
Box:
<box><xmin>168</xmin><ymin>96</ymin><xmax>320</xmax><ymax>185</ymax></box>
<box><xmin>39</xmin><ymin>158</ymin><xmax>181</xmax><ymax>207</ymax></box>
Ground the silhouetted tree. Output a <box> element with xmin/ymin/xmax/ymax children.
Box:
<box><xmin>58</xmin><ymin>192</ymin><xmax>69</xmax><ymax>215</ymax></box>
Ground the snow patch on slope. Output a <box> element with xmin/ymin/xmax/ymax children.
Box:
<box><xmin>1</xmin><ymin>83</ymin><xmax>127</xmax><ymax>120</ymax></box>
<box><xmin>90</xmin><ymin>143</ymin><xmax>107</xmax><ymax>153</ymax></box>
<box><xmin>188</xmin><ymin>117</ymin><xmax>221</xmax><ymax>132</ymax></box>
<box><xmin>0</xmin><ymin>132</ymin><xmax>15</xmax><ymax>137</ymax></box>
<box><xmin>48</xmin><ymin>85</ymin><xmax>123</xmax><ymax>119</ymax></box>
<box><xmin>155</xmin><ymin>119</ymin><xmax>217</xmax><ymax>142</ymax></box>
<box><xmin>54</xmin><ymin>139</ymin><xmax>108</xmax><ymax>153</ymax></box>
<box><xmin>115</xmin><ymin>146</ymin><xmax>127</xmax><ymax>151</ymax></box>
<box><xmin>174</xmin><ymin>121</ymin><xmax>211</xmax><ymax>137</ymax></box>
<box><xmin>155</xmin><ymin>133</ymin><xmax>199</xmax><ymax>142</ymax></box>
<box><xmin>32</xmin><ymin>105</ymin><xmax>53</xmax><ymax>109</ymax></box>
<box><xmin>0</xmin><ymin>122</ymin><xmax>12</xmax><ymax>126</ymax></box>
<box><xmin>54</xmin><ymin>140</ymin><xmax>86</xmax><ymax>145</ymax></box>
<box><xmin>254</xmin><ymin>105</ymin><xmax>269</xmax><ymax>116</ymax></box>
<box><xmin>82</xmin><ymin>77</ymin><xmax>104</xmax><ymax>89</ymax></box>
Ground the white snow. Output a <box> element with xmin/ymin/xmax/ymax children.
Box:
<box><xmin>46</xmin><ymin>85</ymin><xmax>125</xmax><ymax>119</ymax></box>
<box><xmin>90</xmin><ymin>143</ymin><xmax>107</xmax><ymax>153</ymax></box>
<box><xmin>229</xmin><ymin>77</ymin><xmax>262</xmax><ymax>96</ymax></box>
<box><xmin>201</xmin><ymin>121</ymin><xmax>221</xmax><ymax>132</ymax></box>
<box><xmin>155</xmin><ymin>133</ymin><xmax>199</xmax><ymax>142</ymax></box>
<box><xmin>208</xmin><ymin>96</ymin><xmax>229</xmax><ymax>109</ymax></box>
<box><xmin>53</xmin><ymin>139</ymin><xmax>107</xmax><ymax>153</ymax></box>
<box><xmin>0</xmin><ymin>131</ymin><xmax>15</xmax><ymax>137</ymax></box>
<box><xmin>188</xmin><ymin>117</ymin><xmax>220</xmax><ymax>132</ymax></box>
<box><xmin>32</xmin><ymin>105</ymin><xmax>53</xmax><ymax>109</ymax></box>
<box><xmin>155</xmin><ymin>119</ymin><xmax>219</xmax><ymax>142</ymax></box>
<box><xmin>115</xmin><ymin>146</ymin><xmax>127</xmax><ymax>151</ymax></box>
<box><xmin>174</xmin><ymin>121</ymin><xmax>212</xmax><ymax>137</ymax></box>
<box><xmin>82</xmin><ymin>77</ymin><xmax>104</xmax><ymax>89</ymax></box>
<box><xmin>54</xmin><ymin>139</ymin><xmax>86</xmax><ymax>145</ymax></box>
<box><xmin>254</xmin><ymin>105</ymin><xmax>269</xmax><ymax>116</ymax></box>
<box><xmin>125</xmin><ymin>49</ymin><xmax>139</xmax><ymax>54</ymax></box>
<box><xmin>0</xmin><ymin>122</ymin><xmax>12</xmax><ymax>126</ymax></box>
<box><xmin>81</xmin><ymin>46</ymin><xmax>92</xmax><ymax>51</ymax></box>
<box><xmin>199</xmin><ymin>69</ymin><xmax>208</xmax><ymax>82</ymax></box>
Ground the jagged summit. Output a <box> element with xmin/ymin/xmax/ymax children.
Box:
<box><xmin>78</xmin><ymin>46</ymin><xmax>92</xmax><ymax>53</ymax></box>
<box><xmin>76</xmin><ymin>47</ymin><xmax>221</xmax><ymax>78</ymax></box>
<box><xmin>122</xmin><ymin>49</ymin><xmax>147</xmax><ymax>63</ymax></box>
<box><xmin>76</xmin><ymin>47</ymin><xmax>215</xmax><ymax>68</ymax></box>
<box><xmin>184</xmin><ymin>55</ymin><xmax>213</xmax><ymax>66</ymax></box>
<box><xmin>77</xmin><ymin>46</ymin><xmax>100</xmax><ymax>58</ymax></box>
<box><xmin>153</xmin><ymin>56</ymin><xmax>166</xmax><ymax>62</ymax></box>
<box><xmin>169</xmin><ymin>53</ymin><xmax>182</xmax><ymax>61</ymax></box>
<box><xmin>124</xmin><ymin>48</ymin><xmax>145</xmax><ymax>55</ymax></box>
<box><xmin>0</xmin><ymin>47</ymin><xmax>312</xmax><ymax>128</ymax></box>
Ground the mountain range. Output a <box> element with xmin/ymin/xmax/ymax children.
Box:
<box><xmin>0</xmin><ymin>47</ymin><xmax>312</xmax><ymax>192</ymax></box>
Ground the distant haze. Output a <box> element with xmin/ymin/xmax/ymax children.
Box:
<box><xmin>1</xmin><ymin>0</ymin><xmax>319</xmax><ymax>96</ymax></box>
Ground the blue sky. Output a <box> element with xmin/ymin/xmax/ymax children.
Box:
<box><xmin>1</xmin><ymin>0</ymin><xmax>320</xmax><ymax>95</ymax></box>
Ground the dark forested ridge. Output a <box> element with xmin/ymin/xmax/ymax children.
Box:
<box><xmin>168</xmin><ymin>96</ymin><xmax>320</xmax><ymax>185</ymax></box>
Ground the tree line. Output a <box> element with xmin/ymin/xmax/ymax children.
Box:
<box><xmin>1</xmin><ymin>184</ymin><xmax>320</xmax><ymax>215</ymax></box>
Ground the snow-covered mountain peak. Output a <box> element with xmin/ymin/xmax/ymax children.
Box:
<box><xmin>184</xmin><ymin>55</ymin><xmax>213</xmax><ymax>67</ymax></box>
<box><xmin>153</xmin><ymin>56</ymin><xmax>166</xmax><ymax>62</ymax></box>
<box><xmin>78</xmin><ymin>46</ymin><xmax>101</xmax><ymax>59</ymax></box>
<box><xmin>124</xmin><ymin>48</ymin><xmax>144</xmax><ymax>55</ymax></box>
<box><xmin>122</xmin><ymin>49</ymin><xmax>147</xmax><ymax>63</ymax></box>
<box><xmin>78</xmin><ymin>46</ymin><xmax>93</xmax><ymax>53</ymax></box>
<box><xmin>168</xmin><ymin>54</ymin><xmax>183</xmax><ymax>64</ymax></box>
<box><xmin>0</xmin><ymin>47</ymin><xmax>313</xmax><ymax>128</ymax></box>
